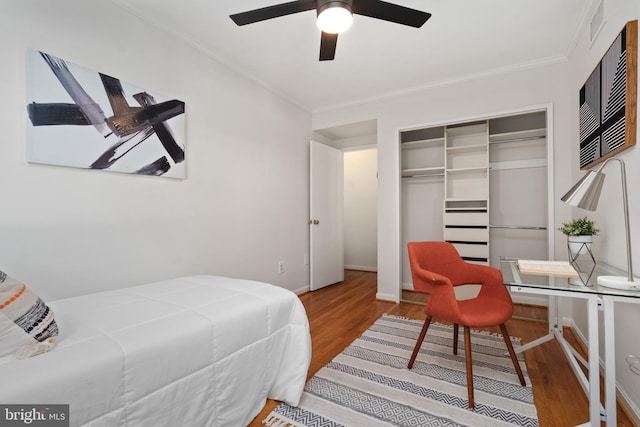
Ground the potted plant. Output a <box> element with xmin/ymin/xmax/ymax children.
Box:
<box><xmin>558</xmin><ymin>216</ymin><xmax>600</xmax><ymax>258</ymax></box>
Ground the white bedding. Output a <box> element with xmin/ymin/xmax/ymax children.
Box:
<box><xmin>0</xmin><ymin>275</ymin><xmax>311</xmax><ymax>426</ymax></box>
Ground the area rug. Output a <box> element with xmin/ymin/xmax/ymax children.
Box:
<box><xmin>264</xmin><ymin>314</ymin><xmax>538</xmax><ymax>427</ymax></box>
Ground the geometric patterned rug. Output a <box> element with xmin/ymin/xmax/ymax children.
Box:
<box><xmin>263</xmin><ymin>314</ymin><xmax>538</xmax><ymax>427</ymax></box>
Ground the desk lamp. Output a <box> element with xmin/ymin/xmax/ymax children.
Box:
<box><xmin>561</xmin><ymin>157</ymin><xmax>640</xmax><ymax>290</ymax></box>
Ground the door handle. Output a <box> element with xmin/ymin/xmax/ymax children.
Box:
<box><xmin>310</xmin><ymin>219</ymin><xmax>319</xmax><ymax>225</ymax></box>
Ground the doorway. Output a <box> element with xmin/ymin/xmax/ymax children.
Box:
<box><xmin>343</xmin><ymin>147</ymin><xmax>377</xmax><ymax>272</ymax></box>
<box><xmin>311</xmin><ymin>120</ymin><xmax>378</xmax><ymax>289</ymax></box>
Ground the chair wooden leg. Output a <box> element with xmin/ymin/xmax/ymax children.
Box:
<box><xmin>499</xmin><ymin>323</ymin><xmax>526</xmax><ymax>386</ymax></box>
<box><xmin>408</xmin><ymin>316</ymin><xmax>432</xmax><ymax>369</ymax></box>
<box><xmin>453</xmin><ymin>323</ymin><xmax>459</xmax><ymax>355</ymax></box>
<box><xmin>464</xmin><ymin>326</ymin><xmax>474</xmax><ymax>410</ymax></box>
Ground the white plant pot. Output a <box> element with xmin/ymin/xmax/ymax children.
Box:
<box><xmin>568</xmin><ymin>235</ymin><xmax>593</xmax><ymax>258</ymax></box>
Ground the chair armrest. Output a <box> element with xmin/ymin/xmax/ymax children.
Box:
<box><xmin>413</xmin><ymin>267</ymin><xmax>451</xmax><ymax>287</ymax></box>
<box><xmin>411</xmin><ymin>267</ymin><xmax>461</xmax><ymax>321</ymax></box>
<box><xmin>411</xmin><ymin>268</ymin><xmax>458</xmax><ymax>305</ymax></box>
<box><xmin>464</xmin><ymin>262</ymin><xmax>503</xmax><ymax>286</ymax></box>
<box><xmin>464</xmin><ymin>262</ymin><xmax>513</xmax><ymax>302</ymax></box>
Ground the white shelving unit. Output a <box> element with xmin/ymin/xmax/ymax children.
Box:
<box><xmin>400</xmin><ymin>109</ymin><xmax>551</xmax><ymax>288</ymax></box>
<box><xmin>444</xmin><ymin>122</ymin><xmax>490</xmax><ymax>264</ymax></box>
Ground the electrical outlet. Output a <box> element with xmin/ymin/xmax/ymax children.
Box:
<box><xmin>278</xmin><ymin>261</ymin><xmax>285</xmax><ymax>274</ymax></box>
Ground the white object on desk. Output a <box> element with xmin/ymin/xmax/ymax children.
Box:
<box><xmin>598</xmin><ymin>275</ymin><xmax>640</xmax><ymax>290</ymax></box>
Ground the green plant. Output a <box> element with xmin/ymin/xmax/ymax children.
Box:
<box><xmin>557</xmin><ymin>216</ymin><xmax>600</xmax><ymax>236</ymax></box>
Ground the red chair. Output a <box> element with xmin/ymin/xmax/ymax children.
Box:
<box><xmin>406</xmin><ymin>241</ymin><xmax>525</xmax><ymax>410</ymax></box>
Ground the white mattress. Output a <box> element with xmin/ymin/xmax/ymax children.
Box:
<box><xmin>0</xmin><ymin>275</ymin><xmax>311</xmax><ymax>426</ymax></box>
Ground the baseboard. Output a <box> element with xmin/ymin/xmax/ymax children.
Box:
<box><xmin>510</xmin><ymin>293</ymin><xmax>548</xmax><ymax>306</ymax></box>
<box><xmin>566</xmin><ymin>318</ymin><xmax>640</xmax><ymax>424</ymax></box>
<box><xmin>344</xmin><ymin>265</ymin><xmax>377</xmax><ymax>272</ymax></box>
<box><xmin>617</xmin><ymin>385</ymin><xmax>640</xmax><ymax>426</ymax></box>
<box><xmin>293</xmin><ymin>284</ymin><xmax>310</xmax><ymax>295</ymax></box>
<box><xmin>376</xmin><ymin>292</ymin><xmax>397</xmax><ymax>303</ymax></box>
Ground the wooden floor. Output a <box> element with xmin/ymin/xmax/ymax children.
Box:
<box><xmin>249</xmin><ymin>270</ymin><xmax>636</xmax><ymax>427</ymax></box>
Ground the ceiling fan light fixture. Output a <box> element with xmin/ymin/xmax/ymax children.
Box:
<box><xmin>317</xmin><ymin>2</ymin><xmax>353</xmax><ymax>34</ymax></box>
<box><xmin>231</xmin><ymin>0</ymin><xmax>431</xmax><ymax>61</ymax></box>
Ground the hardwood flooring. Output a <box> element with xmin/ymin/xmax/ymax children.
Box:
<box><xmin>248</xmin><ymin>270</ymin><xmax>636</xmax><ymax>427</ymax></box>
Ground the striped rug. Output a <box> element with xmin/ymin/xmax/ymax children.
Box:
<box><xmin>264</xmin><ymin>314</ymin><xmax>538</xmax><ymax>427</ymax></box>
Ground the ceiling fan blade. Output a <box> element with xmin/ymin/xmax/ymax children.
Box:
<box><xmin>230</xmin><ymin>0</ymin><xmax>317</xmax><ymax>26</ymax></box>
<box><xmin>351</xmin><ymin>0</ymin><xmax>431</xmax><ymax>28</ymax></box>
<box><xmin>319</xmin><ymin>32</ymin><xmax>338</xmax><ymax>61</ymax></box>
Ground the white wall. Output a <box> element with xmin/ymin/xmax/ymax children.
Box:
<box><xmin>0</xmin><ymin>1</ymin><xmax>311</xmax><ymax>300</ymax></box>
<box><xmin>343</xmin><ymin>148</ymin><xmax>377</xmax><ymax>271</ymax></box>
<box><xmin>567</xmin><ymin>0</ymin><xmax>640</xmax><ymax>420</ymax></box>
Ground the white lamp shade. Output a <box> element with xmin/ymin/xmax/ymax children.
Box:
<box><xmin>560</xmin><ymin>170</ymin><xmax>605</xmax><ymax>211</ymax></box>
<box><xmin>317</xmin><ymin>6</ymin><xmax>353</xmax><ymax>33</ymax></box>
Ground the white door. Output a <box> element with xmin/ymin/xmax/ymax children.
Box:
<box><xmin>310</xmin><ymin>140</ymin><xmax>344</xmax><ymax>290</ymax></box>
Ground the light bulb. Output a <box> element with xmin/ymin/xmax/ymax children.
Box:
<box><xmin>317</xmin><ymin>6</ymin><xmax>353</xmax><ymax>34</ymax></box>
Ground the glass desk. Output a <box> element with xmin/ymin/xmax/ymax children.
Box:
<box><xmin>501</xmin><ymin>259</ymin><xmax>640</xmax><ymax>427</ymax></box>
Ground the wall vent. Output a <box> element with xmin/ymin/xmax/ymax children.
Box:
<box><xmin>590</xmin><ymin>0</ymin><xmax>605</xmax><ymax>45</ymax></box>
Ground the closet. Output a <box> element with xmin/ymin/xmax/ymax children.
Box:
<box><xmin>401</xmin><ymin>109</ymin><xmax>551</xmax><ymax>289</ymax></box>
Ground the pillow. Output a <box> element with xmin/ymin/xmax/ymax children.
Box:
<box><xmin>0</xmin><ymin>270</ymin><xmax>58</xmax><ymax>361</ymax></box>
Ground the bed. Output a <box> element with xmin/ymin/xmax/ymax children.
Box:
<box><xmin>0</xmin><ymin>275</ymin><xmax>311</xmax><ymax>426</ymax></box>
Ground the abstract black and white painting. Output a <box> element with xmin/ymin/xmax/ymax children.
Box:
<box><xmin>26</xmin><ymin>49</ymin><xmax>186</xmax><ymax>178</ymax></box>
<box><xmin>579</xmin><ymin>20</ymin><xmax>637</xmax><ymax>169</ymax></box>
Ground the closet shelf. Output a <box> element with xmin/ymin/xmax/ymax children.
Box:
<box><xmin>401</xmin><ymin>138</ymin><xmax>445</xmax><ymax>149</ymax></box>
<box><xmin>444</xmin><ymin>198</ymin><xmax>488</xmax><ymax>204</ymax></box>
<box><xmin>446</xmin><ymin>143</ymin><xmax>487</xmax><ymax>153</ymax></box>
<box><xmin>401</xmin><ymin>167</ymin><xmax>445</xmax><ymax>178</ymax></box>
<box><xmin>488</xmin><ymin>128</ymin><xmax>546</xmax><ymax>143</ymax></box>
<box><xmin>446</xmin><ymin>166</ymin><xmax>488</xmax><ymax>174</ymax></box>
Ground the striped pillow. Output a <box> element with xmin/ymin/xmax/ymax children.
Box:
<box><xmin>0</xmin><ymin>270</ymin><xmax>58</xmax><ymax>361</ymax></box>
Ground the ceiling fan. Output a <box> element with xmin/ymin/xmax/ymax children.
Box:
<box><xmin>230</xmin><ymin>0</ymin><xmax>431</xmax><ymax>61</ymax></box>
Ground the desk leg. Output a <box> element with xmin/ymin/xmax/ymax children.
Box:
<box><xmin>587</xmin><ymin>296</ymin><xmax>600</xmax><ymax>426</ymax></box>
<box><xmin>603</xmin><ymin>297</ymin><xmax>616</xmax><ymax>426</ymax></box>
<box><xmin>515</xmin><ymin>294</ymin><xmax>558</xmax><ymax>354</ymax></box>
<box><xmin>551</xmin><ymin>294</ymin><xmax>561</xmax><ymax>332</ymax></box>
<box><xmin>515</xmin><ymin>333</ymin><xmax>554</xmax><ymax>354</ymax></box>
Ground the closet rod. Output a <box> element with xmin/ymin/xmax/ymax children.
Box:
<box><xmin>488</xmin><ymin>135</ymin><xmax>546</xmax><ymax>144</ymax></box>
<box><xmin>489</xmin><ymin>225</ymin><xmax>548</xmax><ymax>230</ymax></box>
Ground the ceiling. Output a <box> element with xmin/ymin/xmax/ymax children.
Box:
<box><xmin>110</xmin><ymin>0</ymin><xmax>590</xmax><ymax>113</ymax></box>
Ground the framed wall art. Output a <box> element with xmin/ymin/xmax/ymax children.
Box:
<box><xmin>26</xmin><ymin>49</ymin><xmax>186</xmax><ymax>179</ymax></box>
<box><xmin>579</xmin><ymin>20</ymin><xmax>637</xmax><ymax>169</ymax></box>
